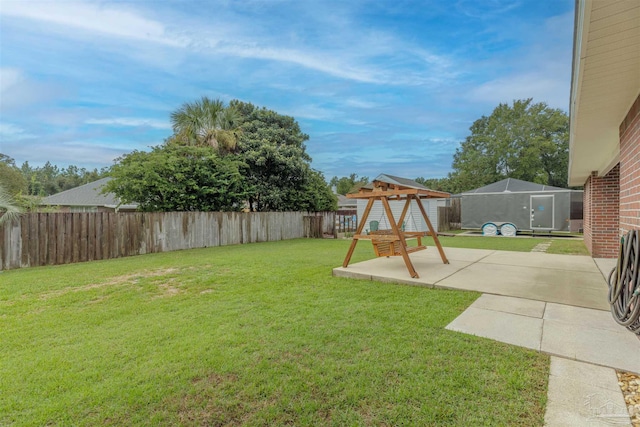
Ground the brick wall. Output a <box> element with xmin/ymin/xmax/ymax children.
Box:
<box><xmin>582</xmin><ymin>94</ymin><xmax>640</xmax><ymax>258</ymax></box>
<box><xmin>619</xmin><ymin>94</ymin><xmax>640</xmax><ymax>234</ymax></box>
<box><xmin>583</xmin><ymin>165</ymin><xmax>620</xmax><ymax>258</ymax></box>
<box><xmin>584</xmin><ymin>175</ymin><xmax>592</xmax><ymax>252</ymax></box>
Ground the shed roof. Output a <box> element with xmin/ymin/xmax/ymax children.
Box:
<box><xmin>373</xmin><ymin>174</ymin><xmax>429</xmax><ymax>190</ymax></box>
<box><xmin>462</xmin><ymin>178</ymin><xmax>569</xmax><ymax>194</ymax></box>
<box><xmin>41</xmin><ymin>177</ymin><xmax>138</xmax><ymax>209</ymax></box>
<box><xmin>348</xmin><ymin>173</ymin><xmax>449</xmax><ymax>199</ymax></box>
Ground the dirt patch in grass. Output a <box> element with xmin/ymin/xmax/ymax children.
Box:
<box><xmin>190</xmin><ymin>372</ymin><xmax>239</xmax><ymax>386</ymax></box>
<box><xmin>153</xmin><ymin>280</ymin><xmax>182</xmax><ymax>298</ymax></box>
<box><xmin>39</xmin><ymin>268</ymin><xmax>180</xmax><ymax>299</ymax></box>
<box><xmin>170</xmin><ymin>372</ymin><xmax>279</xmax><ymax>426</ymax></box>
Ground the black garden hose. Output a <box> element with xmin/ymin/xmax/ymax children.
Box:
<box><xmin>608</xmin><ymin>230</ymin><xmax>640</xmax><ymax>335</ymax></box>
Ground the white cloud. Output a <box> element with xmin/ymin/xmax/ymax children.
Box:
<box><xmin>3</xmin><ymin>139</ymin><xmax>150</xmax><ymax>168</ymax></box>
<box><xmin>0</xmin><ymin>123</ymin><xmax>35</xmax><ymax>140</ymax></box>
<box><xmin>0</xmin><ymin>68</ymin><xmax>24</xmax><ymax>93</ymax></box>
<box><xmin>468</xmin><ymin>11</ymin><xmax>573</xmax><ymax>111</ymax></box>
<box><xmin>0</xmin><ymin>0</ymin><xmax>184</xmax><ymax>47</ymax></box>
<box><xmin>470</xmin><ymin>73</ymin><xmax>569</xmax><ymax>110</ymax></box>
<box><xmin>85</xmin><ymin>118</ymin><xmax>171</xmax><ymax>129</ymax></box>
<box><xmin>343</xmin><ymin>98</ymin><xmax>380</xmax><ymax>109</ymax></box>
<box><xmin>0</xmin><ymin>68</ymin><xmax>66</xmax><ymax>112</ymax></box>
<box><xmin>455</xmin><ymin>0</ymin><xmax>522</xmax><ymax>19</ymax></box>
<box><xmin>281</xmin><ymin>104</ymin><xmax>337</xmax><ymax>121</ymax></box>
<box><xmin>0</xmin><ymin>1</ymin><xmax>456</xmax><ymax>86</ymax></box>
<box><xmin>216</xmin><ymin>43</ymin><xmax>383</xmax><ymax>84</ymax></box>
<box><xmin>345</xmin><ymin>119</ymin><xmax>370</xmax><ymax>126</ymax></box>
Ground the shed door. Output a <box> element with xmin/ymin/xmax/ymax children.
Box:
<box><xmin>530</xmin><ymin>195</ymin><xmax>554</xmax><ymax>229</ymax></box>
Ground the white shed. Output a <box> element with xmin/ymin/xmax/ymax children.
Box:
<box><xmin>357</xmin><ymin>198</ymin><xmax>445</xmax><ymax>233</ymax></box>
<box><xmin>354</xmin><ymin>174</ymin><xmax>447</xmax><ymax>233</ymax></box>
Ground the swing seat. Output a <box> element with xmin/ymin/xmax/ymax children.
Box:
<box><xmin>369</xmin><ymin>230</ymin><xmax>427</xmax><ymax>257</ymax></box>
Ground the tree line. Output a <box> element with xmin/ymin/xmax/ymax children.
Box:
<box><xmin>0</xmin><ymin>154</ymin><xmax>109</xmax><ymax>199</ymax></box>
<box><xmin>1</xmin><ymin>98</ymin><xmax>337</xmax><ymax>213</ymax></box>
<box><xmin>331</xmin><ymin>99</ymin><xmax>570</xmax><ymax>195</ymax></box>
<box><xmin>1</xmin><ymin>97</ymin><xmax>569</xmax><ymax>217</ymax></box>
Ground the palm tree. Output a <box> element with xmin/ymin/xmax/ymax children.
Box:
<box><xmin>0</xmin><ymin>183</ymin><xmax>22</xmax><ymax>226</ymax></box>
<box><xmin>170</xmin><ymin>97</ymin><xmax>242</xmax><ymax>153</ymax></box>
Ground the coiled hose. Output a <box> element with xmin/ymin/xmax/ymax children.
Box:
<box><xmin>608</xmin><ymin>230</ymin><xmax>640</xmax><ymax>335</ymax></box>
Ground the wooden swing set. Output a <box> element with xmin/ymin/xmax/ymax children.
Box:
<box><xmin>342</xmin><ymin>177</ymin><xmax>450</xmax><ymax>278</ymax></box>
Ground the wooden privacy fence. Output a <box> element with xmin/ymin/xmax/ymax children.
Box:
<box><xmin>308</xmin><ymin>211</ymin><xmax>336</xmax><ymax>235</ymax></box>
<box><xmin>336</xmin><ymin>214</ymin><xmax>357</xmax><ymax>233</ymax></box>
<box><xmin>437</xmin><ymin>199</ymin><xmax>461</xmax><ymax>231</ymax></box>
<box><xmin>0</xmin><ymin>211</ymin><xmax>332</xmax><ymax>271</ymax></box>
<box><xmin>303</xmin><ymin>216</ymin><xmax>324</xmax><ymax>238</ymax></box>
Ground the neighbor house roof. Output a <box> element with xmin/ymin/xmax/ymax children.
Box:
<box><xmin>462</xmin><ymin>178</ymin><xmax>570</xmax><ymax>194</ymax></box>
<box><xmin>337</xmin><ymin>194</ymin><xmax>356</xmax><ymax>208</ymax></box>
<box><xmin>41</xmin><ymin>177</ymin><xmax>138</xmax><ymax>209</ymax></box>
<box><xmin>568</xmin><ymin>0</ymin><xmax>640</xmax><ymax>186</ymax></box>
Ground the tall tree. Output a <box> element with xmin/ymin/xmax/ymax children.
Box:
<box><xmin>106</xmin><ymin>98</ymin><xmax>335</xmax><ymax>212</ymax></box>
<box><xmin>301</xmin><ymin>170</ymin><xmax>338</xmax><ymax>211</ymax></box>
<box><xmin>170</xmin><ymin>96</ymin><xmax>241</xmax><ymax>153</ymax></box>
<box><xmin>414</xmin><ymin>176</ymin><xmax>454</xmax><ymax>193</ymax></box>
<box><xmin>0</xmin><ymin>154</ymin><xmax>27</xmax><ymax>196</ymax></box>
<box><xmin>448</xmin><ymin>99</ymin><xmax>569</xmax><ymax>193</ymax></box>
<box><xmin>330</xmin><ymin>174</ymin><xmax>369</xmax><ymax>195</ymax></box>
<box><xmin>0</xmin><ymin>182</ymin><xmax>22</xmax><ymax>225</ymax></box>
<box><xmin>231</xmin><ymin>100</ymin><xmax>334</xmax><ymax>211</ymax></box>
<box><xmin>105</xmin><ymin>144</ymin><xmax>248</xmax><ymax>212</ymax></box>
<box><xmin>19</xmin><ymin>161</ymin><xmax>108</xmax><ymax>196</ymax></box>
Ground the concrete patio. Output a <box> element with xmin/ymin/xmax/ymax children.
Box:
<box><xmin>333</xmin><ymin>247</ymin><xmax>611</xmax><ymax>311</ymax></box>
<box><xmin>333</xmin><ymin>247</ymin><xmax>640</xmax><ymax>426</ymax></box>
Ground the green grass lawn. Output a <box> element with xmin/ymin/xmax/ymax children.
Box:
<box><xmin>423</xmin><ymin>235</ymin><xmax>588</xmax><ymax>255</ymax></box>
<box><xmin>546</xmin><ymin>239</ymin><xmax>590</xmax><ymax>255</ymax></box>
<box><xmin>1</xmin><ymin>239</ymin><xmax>549</xmax><ymax>426</ymax></box>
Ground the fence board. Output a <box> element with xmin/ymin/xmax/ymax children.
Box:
<box><xmin>438</xmin><ymin>199</ymin><xmax>461</xmax><ymax>232</ymax></box>
<box><xmin>0</xmin><ymin>217</ymin><xmax>4</xmax><ymax>270</ymax></box>
<box><xmin>39</xmin><ymin>213</ymin><xmax>48</xmax><ymax>266</ymax></box>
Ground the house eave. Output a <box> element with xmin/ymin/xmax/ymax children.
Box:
<box><xmin>568</xmin><ymin>0</ymin><xmax>640</xmax><ymax>187</ymax></box>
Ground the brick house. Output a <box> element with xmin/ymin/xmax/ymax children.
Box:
<box><xmin>568</xmin><ymin>0</ymin><xmax>640</xmax><ymax>258</ymax></box>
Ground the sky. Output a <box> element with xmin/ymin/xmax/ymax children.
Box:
<box><xmin>0</xmin><ymin>0</ymin><xmax>574</xmax><ymax>181</ymax></box>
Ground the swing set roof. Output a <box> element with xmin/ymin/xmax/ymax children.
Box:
<box><xmin>346</xmin><ymin>173</ymin><xmax>450</xmax><ymax>200</ymax></box>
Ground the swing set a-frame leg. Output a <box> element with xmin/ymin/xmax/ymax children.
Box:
<box><xmin>381</xmin><ymin>197</ymin><xmax>419</xmax><ymax>278</ymax></box>
<box><xmin>413</xmin><ymin>195</ymin><xmax>449</xmax><ymax>264</ymax></box>
<box><xmin>342</xmin><ymin>197</ymin><xmax>375</xmax><ymax>268</ymax></box>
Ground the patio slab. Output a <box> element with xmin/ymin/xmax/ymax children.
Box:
<box><xmin>594</xmin><ymin>258</ymin><xmax>616</xmax><ymax>282</ymax></box>
<box><xmin>333</xmin><ymin>247</ymin><xmax>488</xmax><ymax>287</ymax></box>
<box><xmin>541</xmin><ymin>318</ymin><xmax>640</xmax><ymax>374</ymax></box>
<box><xmin>409</xmin><ymin>246</ymin><xmax>495</xmax><ymax>262</ymax></box>
<box><xmin>333</xmin><ymin>248</ymin><xmax>610</xmax><ymax>310</ymax></box>
<box><xmin>543</xmin><ymin>303</ymin><xmax>623</xmax><ymax>334</ymax></box>
<box><xmin>471</xmin><ymin>293</ymin><xmax>546</xmax><ymax>318</ymax></box>
<box><xmin>544</xmin><ymin>357</ymin><xmax>631</xmax><ymax>426</ymax></box>
<box><xmin>478</xmin><ymin>250</ymin><xmax>601</xmax><ymax>273</ymax></box>
<box><xmin>444</xmin><ymin>294</ymin><xmax>640</xmax><ymax>374</ymax></box>
<box><xmin>437</xmin><ymin>263</ymin><xmax>609</xmax><ymax>310</ymax></box>
<box><xmin>446</xmin><ymin>306</ymin><xmax>543</xmax><ymax>350</ymax></box>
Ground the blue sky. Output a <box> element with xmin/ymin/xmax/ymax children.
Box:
<box><xmin>0</xmin><ymin>0</ymin><xmax>574</xmax><ymax>180</ymax></box>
